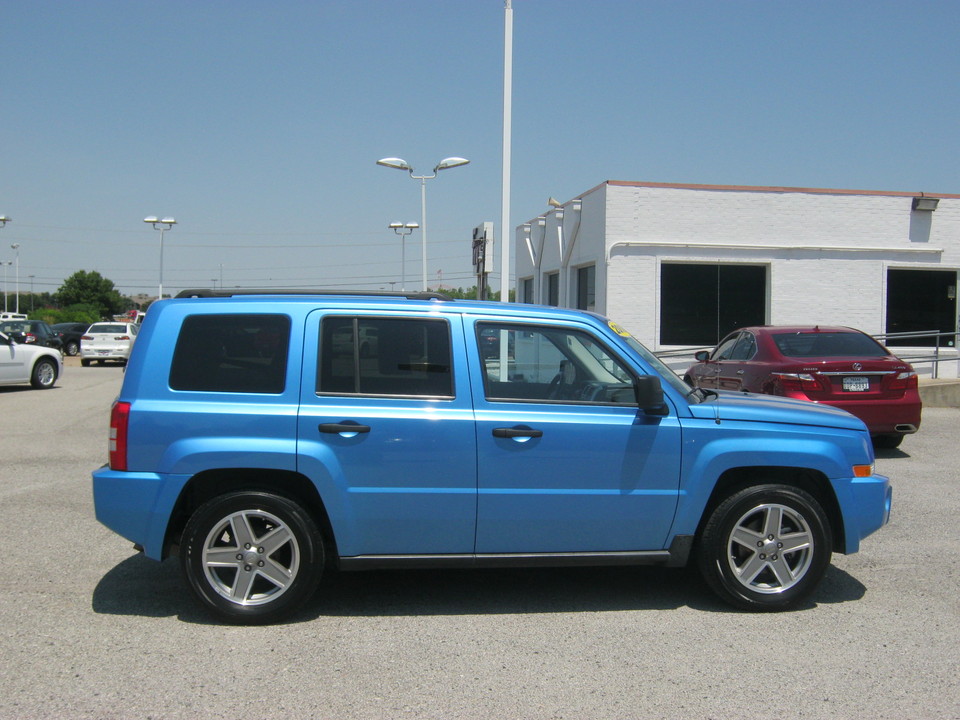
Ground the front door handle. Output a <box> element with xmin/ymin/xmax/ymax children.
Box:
<box><xmin>492</xmin><ymin>425</ymin><xmax>543</xmax><ymax>439</ymax></box>
<box><xmin>319</xmin><ymin>422</ymin><xmax>371</xmax><ymax>435</ymax></box>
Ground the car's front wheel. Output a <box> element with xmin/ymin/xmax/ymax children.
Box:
<box><xmin>697</xmin><ymin>484</ymin><xmax>832</xmax><ymax>611</ymax></box>
<box><xmin>30</xmin><ymin>358</ymin><xmax>58</xmax><ymax>389</ymax></box>
<box><xmin>180</xmin><ymin>491</ymin><xmax>325</xmax><ymax>625</ymax></box>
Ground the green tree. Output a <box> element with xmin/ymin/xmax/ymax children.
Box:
<box><xmin>54</xmin><ymin>270</ymin><xmax>123</xmax><ymax>319</ymax></box>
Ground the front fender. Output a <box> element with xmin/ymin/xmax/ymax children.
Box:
<box><xmin>671</xmin><ymin>418</ymin><xmax>872</xmax><ymax>538</ymax></box>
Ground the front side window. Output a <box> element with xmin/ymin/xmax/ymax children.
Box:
<box><xmin>170</xmin><ymin>314</ymin><xmax>290</xmax><ymax>393</ymax></box>
<box><xmin>319</xmin><ymin>316</ymin><xmax>453</xmax><ymax>398</ymax></box>
<box><xmin>478</xmin><ymin>323</ymin><xmax>635</xmax><ymax>405</ymax></box>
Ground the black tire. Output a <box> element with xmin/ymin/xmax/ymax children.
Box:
<box><xmin>180</xmin><ymin>491</ymin><xmax>325</xmax><ymax>625</ymax></box>
<box><xmin>697</xmin><ymin>484</ymin><xmax>832</xmax><ymax>611</ymax></box>
<box><xmin>65</xmin><ymin>341</ymin><xmax>80</xmax><ymax>356</ymax></box>
<box><xmin>81</xmin><ymin>358</ymin><xmax>91</xmax><ymax>367</ymax></box>
<box><xmin>30</xmin><ymin>357</ymin><xmax>58</xmax><ymax>389</ymax></box>
<box><xmin>872</xmin><ymin>434</ymin><xmax>904</xmax><ymax>449</ymax></box>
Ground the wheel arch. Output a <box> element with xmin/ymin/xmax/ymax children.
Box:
<box><xmin>163</xmin><ymin>468</ymin><xmax>339</xmax><ymax>563</ymax></box>
<box><xmin>693</xmin><ymin>466</ymin><xmax>846</xmax><ymax>554</ymax></box>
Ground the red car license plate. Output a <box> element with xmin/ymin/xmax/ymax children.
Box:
<box><xmin>842</xmin><ymin>376</ymin><xmax>869</xmax><ymax>392</ymax></box>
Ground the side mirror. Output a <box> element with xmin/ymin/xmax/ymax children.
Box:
<box><xmin>694</xmin><ymin>350</ymin><xmax>710</xmax><ymax>362</ymax></box>
<box><xmin>634</xmin><ymin>375</ymin><xmax>668</xmax><ymax>415</ymax></box>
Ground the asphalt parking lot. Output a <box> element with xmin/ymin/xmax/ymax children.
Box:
<box><xmin>1</xmin><ymin>361</ymin><xmax>958</xmax><ymax>719</ymax></box>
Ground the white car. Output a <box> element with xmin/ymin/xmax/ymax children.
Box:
<box><xmin>0</xmin><ymin>330</ymin><xmax>62</xmax><ymax>389</ymax></box>
<box><xmin>80</xmin><ymin>322</ymin><xmax>138</xmax><ymax>366</ymax></box>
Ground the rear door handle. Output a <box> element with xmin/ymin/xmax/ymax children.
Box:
<box><xmin>492</xmin><ymin>425</ymin><xmax>543</xmax><ymax>439</ymax></box>
<box><xmin>319</xmin><ymin>422</ymin><xmax>371</xmax><ymax>435</ymax></box>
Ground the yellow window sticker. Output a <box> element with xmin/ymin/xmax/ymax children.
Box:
<box><xmin>608</xmin><ymin>321</ymin><xmax>631</xmax><ymax>338</ymax></box>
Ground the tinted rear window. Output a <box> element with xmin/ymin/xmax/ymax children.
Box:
<box><xmin>772</xmin><ymin>332</ymin><xmax>888</xmax><ymax>358</ymax></box>
<box><xmin>89</xmin><ymin>324</ymin><xmax>128</xmax><ymax>334</ymax></box>
<box><xmin>170</xmin><ymin>314</ymin><xmax>290</xmax><ymax>393</ymax></box>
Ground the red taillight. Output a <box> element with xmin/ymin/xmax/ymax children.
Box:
<box><xmin>81</xmin><ymin>335</ymin><xmax>93</xmax><ymax>341</ymax></box>
<box><xmin>109</xmin><ymin>401</ymin><xmax>131</xmax><ymax>471</ymax></box>
<box><xmin>24</xmin><ymin>333</ymin><xmax>36</xmax><ymax>343</ymax></box>
<box><xmin>888</xmin><ymin>370</ymin><xmax>918</xmax><ymax>391</ymax></box>
<box><xmin>115</xmin><ymin>335</ymin><xmax>131</xmax><ymax>341</ymax></box>
<box><xmin>770</xmin><ymin>372</ymin><xmax>821</xmax><ymax>395</ymax></box>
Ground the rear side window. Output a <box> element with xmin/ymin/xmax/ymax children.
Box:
<box><xmin>170</xmin><ymin>314</ymin><xmax>290</xmax><ymax>393</ymax></box>
<box><xmin>318</xmin><ymin>316</ymin><xmax>453</xmax><ymax>398</ymax></box>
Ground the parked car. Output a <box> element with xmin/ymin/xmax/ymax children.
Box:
<box><xmin>0</xmin><ymin>320</ymin><xmax>64</xmax><ymax>353</ymax></box>
<box><xmin>92</xmin><ymin>290</ymin><xmax>891</xmax><ymax>624</ymax></box>
<box><xmin>683</xmin><ymin>325</ymin><xmax>921</xmax><ymax>448</ymax></box>
<box><xmin>80</xmin><ymin>322</ymin><xmax>138</xmax><ymax>366</ymax></box>
<box><xmin>0</xmin><ymin>330</ymin><xmax>61</xmax><ymax>389</ymax></box>
<box><xmin>51</xmin><ymin>322</ymin><xmax>91</xmax><ymax>357</ymax></box>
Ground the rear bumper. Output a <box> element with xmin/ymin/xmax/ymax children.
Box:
<box><xmin>817</xmin><ymin>393</ymin><xmax>922</xmax><ymax>435</ymax></box>
<box><xmin>92</xmin><ymin>466</ymin><xmax>186</xmax><ymax>560</ymax></box>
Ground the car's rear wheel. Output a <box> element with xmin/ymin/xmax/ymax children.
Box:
<box><xmin>30</xmin><ymin>358</ymin><xmax>58</xmax><ymax>389</ymax></box>
<box><xmin>180</xmin><ymin>491</ymin><xmax>324</xmax><ymax>625</ymax></box>
<box><xmin>64</xmin><ymin>341</ymin><xmax>80</xmax><ymax>356</ymax></box>
<box><xmin>697</xmin><ymin>484</ymin><xmax>832</xmax><ymax>611</ymax></box>
<box><xmin>872</xmin><ymin>434</ymin><xmax>904</xmax><ymax>449</ymax></box>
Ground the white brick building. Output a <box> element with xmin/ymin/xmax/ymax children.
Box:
<box><xmin>515</xmin><ymin>181</ymin><xmax>960</xmax><ymax>374</ymax></box>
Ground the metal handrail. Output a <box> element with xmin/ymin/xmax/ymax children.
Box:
<box><xmin>654</xmin><ymin>329</ymin><xmax>959</xmax><ymax>379</ymax></box>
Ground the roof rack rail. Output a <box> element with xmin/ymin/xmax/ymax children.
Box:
<box><xmin>174</xmin><ymin>288</ymin><xmax>452</xmax><ymax>301</ymax></box>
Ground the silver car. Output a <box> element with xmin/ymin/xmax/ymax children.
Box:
<box><xmin>80</xmin><ymin>322</ymin><xmax>138</xmax><ymax>366</ymax></box>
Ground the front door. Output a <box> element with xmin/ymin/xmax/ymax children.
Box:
<box><xmin>467</xmin><ymin>319</ymin><xmax>682</xmax><ymax>554</ymax></box>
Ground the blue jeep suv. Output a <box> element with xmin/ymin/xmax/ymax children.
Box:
<box><xmin>92</xmin><ymin>290</ymin><xmax>891</xmax><ymax>624</ymax></box>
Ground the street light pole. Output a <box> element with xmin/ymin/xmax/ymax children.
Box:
<box><xmin>143</xmin><ymin>216</ymin><xmax>177</xmax><ymax>300</ymax></box>
<box><xmin>389</xmin><ymin>222</ymin><xmax>419</xmax><ymax>292</ymax></box>
<box><xmin>1</xmin><ymin>261</ymin><xmax>10</xmax><ymax>313</ymax></box>
<box><xmin>0</xmin><ymin>216</ymin><xmax>9</xmax><ymax>312</ymax></box>
<box><xmin>377</xmin><ymin>157</ymin><xmax>469</xmax><ymax>292</ymax></box>
<box><xmin>10</xmin><ymin>243</ymin><xmax>20</xmax><ymax>313</ymax></box>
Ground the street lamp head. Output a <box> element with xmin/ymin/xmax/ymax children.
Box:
<box><xmin>0</xmin><ymin>216</ymin><xmax>10</xmax><ymax>226</ymax></box>
<box><xmin>11</xmin><ymin>243</ymin><xmax>19</xmax><ymax>251</ymax></box>
<box><xmin>377</xmin><ymin>157</ymin><xmax>412</xmax><ymax>171</ymax></box>
<box><xmin>160</xmin><ymin>217</ymin><xmax>177</xmax><ymax>225</ymax></box>
<box><xmin>143</xmin><ymin>216</ymin><xmax>159</xmax><ymax>224</ymax></box>
<box><xmin>435</xmin><ymin>157</ymin><xmax>470</xmax><ymax>172</ymax></box>
<box><xmin>388</xmin><ymin>222</ymin><xmax>404</xmax><ymax>229</ymax></box>
<box><xmin>404</xmin><ymin>222</ymin><xmax>420</xmax><ymax>229</ymax></box>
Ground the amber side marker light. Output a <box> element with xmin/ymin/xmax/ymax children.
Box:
<box><xmin>853</xmin><ymin>464</ymin><xmax>874</xmax><ymax>478</ymax></box>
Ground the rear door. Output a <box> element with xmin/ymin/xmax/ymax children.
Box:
<box><xmin>296</xmin><ymin>311</ymin><xmax>478</xmax><ymax>558</ymax></box>
<box><xmin>467</xmin><ymin>318</ymin><xmax>682</xmax><ymax>553</ymax></box>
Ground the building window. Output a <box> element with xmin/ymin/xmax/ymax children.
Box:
<box><xmin>660</xmin><ymin>263</ymin><xmax>766</xmax><ymax>346</ymax></box>
<box><xmin>520</xmin><ymin>277</ymin><xmax>534</xmax><ymax>304</ymax></box>
<box><xmin>576</xmin><ymin>265</ymin><xmax>596</xmax><ymax>311</ymax></box>
<box><xmin>545</xmin><ymin>273</ymin><xmax>559</xmax><ymax>306</ymax></box>
<box><xmin>886</xmin><ymin>269</ymin><xmax>957</xmax><ymax>347</ymax></box>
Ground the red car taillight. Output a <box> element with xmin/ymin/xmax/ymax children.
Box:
<box><xmin>888</xmin><ymin>370</ymin><xmax>918</xmax><ymax>391</ymax></box>
<box><xmin>109</xmin><ymin>401</ymin><xmax>131</xmax><ymax>471</ymax></box>
<box><xmin>81</xmin><ymin>335</ymin><xmax>93</xmax><ymax>341</ymax></box>
<box><xmin>115</xmin><ymin>335</ymin><xmax>131</xmax><ymax>341</ymax></box>
<box><xmin>770</xmin><ymin>372</ymin><xmax>822</xmax><ymax>395</ymax></box>
<box><xmin>23</xmin><ymin>333</ymin><xmax>37</xmax><ymax>343</ymax></box>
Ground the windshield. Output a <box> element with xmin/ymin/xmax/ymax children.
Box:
<box><xmin>592</xmin><ymin>315</ymin><xmax>691</xmax><ymax>396</ymax></box>
<box><xmin>772</xmin><ymin>331</ymin><xmax>888</xmax><ymax>358</ymax></box>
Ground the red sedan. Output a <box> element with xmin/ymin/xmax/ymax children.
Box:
<box><xmin>684</xmin><ymin>326</ymin><xmax>922</xmax><ymax>448</ymax></box>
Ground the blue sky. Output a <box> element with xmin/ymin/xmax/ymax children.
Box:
<box><xmin>2</xmin><ymin>1</ymin><xmax>958</xmax><ymax>298</ymax></box>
